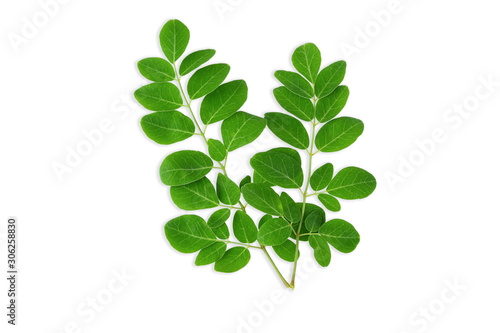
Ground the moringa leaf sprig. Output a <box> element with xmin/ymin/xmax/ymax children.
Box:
<box><xmin>134</xmin><ymin>19</ymin><xmax>376</xmax><ymax>289</ymax></box>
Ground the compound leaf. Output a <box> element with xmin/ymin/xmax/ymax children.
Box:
<box><xmin>164</xmin><ymin>215</ymin><xmax>216</xmax><ymax>253</ymax></box>
<box><xmin>274</xmin><ymin>71</ymin><xmax>314</xmax><ymax>99</ymax></box>
<box><xmin>200</xmin><ymin>80</ymin><xmax>248</xmax><ymax>124</ymax></box>
<box><xmin>273</xmin><ymin>86</ymin><xmax>314</xmax><ymax>121</ymax></box>
<box><xmin>314</xmin><ymin>61</ymin><xmax>346</xmax><ymax>98</ymax></box>
<box><xmin>179</xmin><ymin>49</ymin><xmax>216</xmax><ymax>76</ymax></box>
<box><xmin>221</xmin><ymin>111</ymin><xmax>266</xmax><ymax>151</ymax></box>
<box><xmin>315</xmin><ymin>117</ymin><xmax>364</xmax><ymax>152</ymax></box>
<box><xmin>318</xmin><ymin>194</ymin><xmax>341</xmax><ymax>212</ymax></box>
<box><xmin>195</xmin><ymin>242</ymin><xmax>226</xmax><ymax>266</ymax></box>
<box><xmin>140</xmin><ymin>111</ymin><xmax>194</xmax><ymax>145</ymax></box>
<box><xmin>160</xmin><ymin>19</ymin><xmax>190</xmax><ymax>63</ymax></box>
<box><xmin>280</xmin><ymin>192</ymin><xmax>301</xmax><ymax>223</ymax></box>
<box><xmin>134</xmin><ymin>82</ymin><xmax>182</xmax><ymax>112</ymax></box>
<box><xmin>327</xmin><ymin>167</ymin><xmax>376</xmax><ymax>199</ymax></box>
<box><xmin>241</xmin><ymin>183</ymin><xmax>283</xmax><ymax>216</ymax></box>
<box><xmin>310</xmin><ymin>163</ymin><xmax>333</xmax><ymax>191</ymax></box>
<box><xmin>213</xmin><ymin>222</ymin><xmax>230</xmax><ymax>239</ymax></box>
<box><xmin>187</xmin><ymin>64</ymin><xmax>230</xmax><ymax>100</ymax></box>
<box><xmin>137</xmin><ymin>57</ymin><xmax>175</xmax><ymax>82</ymax></box>
<box><xmin>233</xmin><ymin>211</ymin><xmax>258</xmax><ymax>243</ymax></box>
<box><xmin>159</xmin><ymin>150</ymin><xmax>213</xmax><ymax>186</ymax></box>
<box><xmin>207</xmin><ymin>208</ymin><xmax>231</xmax><ymax>228</ymax></box>
<box><xmin>309</xmin><ymin>234</ymin><xmax>331</xmax><ymax>267</ymax></box>
<box><xmin>316</xmin><ymin>86</ymin><xmax>349</xmax><ymax>123</ymax></box>
<box><xmin>239</xmin><ymin>175</ymin><xmax>251</xmax><ymax>189</ymax></box>
<box><xmin>170</xmin><ymin>177</ymin><xmax>219</xmax><ymax>210</ymax></box>
<box><xmin>257</xmin><ymin>218</ymin><xmax>292</xmax><ymax>246</ymax></box>
<box><xmin>216</xmin><ymin>173</ymin><xmax>240</xmax><ymax>205</ymax></box>
<box><xmin>292</xmin><ymin>43</ymin><xmax>321</xmax><ymax>83</ymax></box>
<box><xmin>319</xmin><ymin>219</ymin><xmax>360</xmax><ymax>253</ymax></box>
<box><xmin>273</xmin><ymin>239</ymin><xmax>299</xmax><ymax>262</ymax></box>
<box><xmin>264</xmin><ymin>112</ymin><xmax>309</xmax><ymax>150</ymax></box>
<box><xmin>258</xmin><ymin>214</ymin><xmax>273</xmax><ymax>228</ymax></box>
<box><xmin>250</xmin><ymin>149</ymin><xmax>303</xmax><ymax>189</ymax></box>
<box><xmin>207</xmin><ymin>139</ymin><xmax>227</xmax><ymax>162</ymax></box>
<box><xmin>214</xmin><ymin>247</ymin><xmax>251</xmax><ymax>273</ymax></box>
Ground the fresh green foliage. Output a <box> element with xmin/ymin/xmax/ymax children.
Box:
<box><xmin>135</xmin><ymin>20</ymin><xmax>375</xmax><ymax>289</ymax></box>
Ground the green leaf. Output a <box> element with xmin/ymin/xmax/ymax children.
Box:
<box><xmin>264</xmin><ymin>112</ymin><xmax>309</xmax><ymax>150</ymax></box>
<box><xmin>253</xmin><ymin>171</ymin><xmax>273</xmax><ymax>186</ymax></box>
<box><xmin>200</xmin><ymin>80</ymin><xmax>248</xmax><ymax>124</ymax></box>
<box><xmin>207</xmin><ymin>208</ymin><xmax>230</xmax><ymax>228</ymax></box>
<box><xmin>159</xmin><ymin>150</ymin><xmax>213</xmax><ymax>186</ymax></box>
<box><xmin>250</xmin><ymin>149</ymin><xmax>303</xmax><ymax>188</ymax></box>
<box><xmin>195</xmin><ymin>242</ymin><xmax>226</xmax><ymax>266</ymax></box>
<box><xmin>272</xmin><ymin>240</ymin><xmax>299</xmax><ymax>262</ymax></box>
<box><xmin>318</xmin><ymin>194</ymin><xmax>341</xmax><ymax>212</ymax></box>
<box><xmin>221</xmin><ymin>111</ymin><xmax>266</xmax><ymax>152</ymax></box>
<box><xmin>315</xmin><ymin>117</ymin><xmax>364</xmax><ymax>152</ymax></box>
<box><xmin>233</xmin><ymin>211</ymin><xmax>258</xmax><ymax>243</ymax></box>
<box><xmin>140</xmin><ymin>111</ymin><xmax>194</xmax><ymax>145</ymax></box>
<box><xmin>239</xmin><ymin>175</ymin><xmax>251</xmax><ymax>189</ymax></box>
<box><xmin>187</xmin><ymin>64</ymin><xmax>230</xmax><ymax>100</ymax></box>
<box><xmin>170</xmin><ymin>177</ymin><xmax>219</xmax><ymax>210</ymax></box>
<box><xmin>294</xmin><ymin>203</ymin><xmax>325</xmax><ymax>240</ymax></box>
<box><xmin>280</xmin><ymin>192</ymin><xmax>301</xmax><ymax>223</ymax></box>
<box><xmin>314</xmin><ymin>61</ymin><xmax>346</xmax><ymax>98</ymax></box>
<box><xmin>137</xmin><ymin>57</ymin><xmax>175</xmax><ymax>82</ymax></box>
<box><xmin>160</xmin><ymin>19</ymin><xmax>190</xmax><ymax>63</ymax></box>
<box><xmin>164</xmin><ymin>215</ymin><xmax>216</xmax><ymax>253</ymax></box>
<box><xmin>213</xmin><ymin>222</ymin><xmax>230</xmax><ymax>239</ymax></box>
<box><xmin>309</xmin><ymin>235</ymin><xmax>331</xmax><ymax>267</ymax></box>
<box><xmin>134</xmin><ymin>82</ymin><xmax>183</xmax><ymax>112</ymax></box>
<box><xmin>207</xmin><ymin>139</ymin><xmax>227</xmax><ymax>162</ymax></box>
<box><xmin>179</xmin><ymin>49</ymin><xmax>216</xmax><ymax>76</ymax></box>
<box><xmin>214</xmin><ymin>247</ymin><xmax>251</xmax><ymax>273</ymax></box>
<box><xmin>292</xmin><ymin>43</ymin><xmax>321</xmax><ymax>83</ymax></box>
<box><xmin>216</xmin><ymin>173</ymin><xmax>240</xmax><ymax>205</ymax></box>
<box><xmin>273</xmin><ymin>86</ymin><xmax>314</xmax><ymax>121</ymax></box>
<box><xmin>274</xmin><ymin>71</ymin><xmax>314</xmax><ymax>99</ymax></box>
<box><xmin>304</xmin><ymin>209</ymin><xmax>325</xmax><ymax>232</ymax></box>
<box><xmin>316</xmin><ymin>86</ymin><xmax>349</xmax><ymax>123</ymax></box>
<box><xmin>258</xmin><ymin>214</ymin><xmax>273</xmax><ymax>228</ymax></box>
<box><xmin>327</xmin><ymin>167</ymin><xmax>376</xmax><ymax>199</ymax></box>
<box><xmin>241</xmin><ymin>183</ymin><xmax>283</xmax><ymax>216</ymax></box>
<box><xmin>310</xmin><ymin>163</ymin><xmax>333</xmax><ymax>191</ymax></box>
<box><xmin>319</xmin><ymin>219</ymin><xmax>360</xmax><ymax>253</ymax></box>
<box><xmin>257</xmin><ymin>218</ymin><xmax>292</xmax><ymax>246</ymax></box>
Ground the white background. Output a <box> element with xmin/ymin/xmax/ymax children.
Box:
<box><xmin>1</xmin><ymin>0</ymin><xmax>500</xmax><ymax>332</ymax></box>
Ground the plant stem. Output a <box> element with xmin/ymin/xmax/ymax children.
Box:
<box><xmin>290</xmin><ymin>100</ymin><xmax>318</xmax><ymax>288</ymax></box>
<box><xmin>173</xmin><ymin>63</ymin><xmax>289</xmax><ymax>287</ymax></box>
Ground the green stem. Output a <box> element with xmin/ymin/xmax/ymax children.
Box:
<box><xmin>262</xmin><ymin>246</ymin><xmax>291</xmax><ymax>288</ymax></box>
<box><xmin>220</xmin><ymin>240</ymin><xmax>261</xmax><ymax>249</ymax></box>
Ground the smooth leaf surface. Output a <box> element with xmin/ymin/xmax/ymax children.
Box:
<box><xmin>179</xmin><ymin>49</ymin><xmax>216</xmax><ymax>76</ymax></box>
<box><xmin>233</xmin><ymin>211</ymin><xmax>258</xmax><ymax>243</ymax></box>
<box><xmin>327</xmin><ymin>167</ymin><xmax>376</xmax><ymax>199</ymax></box>
<box><xmin>170</xmin><ymin>177</ymin><xmax>219</xmax><ymax>210</ymax></box>
<box><xmin>318</xmin><ymin>194</ymin><xmax>341</xmax><ymax>212</ymax></box>
<box><xmin>213</xmin><ymin>222</ymin><xmax>229</xmax><ymax>239</ymax></box>
<box><xmin>195</xmin><ymin>242</ymin><xmax>226</xmax><ymax>266</ymax></box>
<box><xmin>160</xmin><ymin>19</ymin><xmax>190</xmax><ymax>63</ymax></box>
<box><xmin>216</xmin><ymin>173</ymin><xmax>240</xmax><ymax>205</ymax></box>
<box><xmin>319</xmin><ymin>219</ymin><xmax>360</xmax><ymax>253</ymax></box>
<box><xmin>164</xmin><ymin>215</ymin><xmax>216</xmax><ymax>253</ymax></box>
<box><xmin>141</xmin><ymin>111</ymin><xmax>194</xmax><ymax>145</ymax></box>
<box><xmin>265</xmin><ymin>112</ymin><xmax>309</xmax><ymax>150</ymax></box>
<box><xmin>239</xmin><ymin>175</ymin><xmax>251</xmax><ymax>189</ymax></box>
<box><xmin>309</xmin><ymin>235</ymin><xmax>331</xmax><ymax>267</ymax></box>
<box><xmin>280</xmin><ymin>192</ymin><xmax>301</xmax><ymax>223</ymax></box>
<box><xmin>214</xmin><ymin>247</ymin><xmax>251</xmax><ymax>273</ymax></box>
<box><xmin>274</xmin><ymin>71</ymin><xmax>314</xmax><ymax>99</ymax></box>
<box><xmin>241</xmin><ymin>183</ymin><xmax>283</xmax><ymax>216</ymax></box>
<box><xmin>221</xmin><ymin>112</ymin><xmax>266</xmax><ymax>151</ymax></box>
<box><xmin>134</xmin><ymin>82</ymin><xmax>183</xmax><ymax>112</ymax></box>
<box><xmin>273</xmin><ymin>86</ymin><xmax>314</xmax><ymax>121</ymax></box>
<box><xmin>310</xmin><ymin>163</ymin><xmax>333</xmax><ymax>191</ymax></box>
<box><xmin>187</xmin><ymin>64</ymin><xmax>230</xmax><ymax>100</ymax></box>
<box><xmin>315</xmin><ymin>117</ymin><xmax>364</xmax><ymax>152</ymax></box>
<box><xmin>250</xmin><ymin>149</ymin><xmax>303</xmax><ymax>188</ymax></box>
<box><xmin>207</xmin><ymin>209</ymin><xmax>230</xmax><ymax>228</ymax></box>
<box><xmin>137</xmin><ymin>57</ymin><xmax>175</xmax><ymax>82</ymax></box>
<box><xmin>316</xmin><ymin>86</ymin><xmax>349</xmax><ymax>123</ymax></box>
<box><xmin>292</xmin><ymin>43</ymin><xmax>321</xmax><ymax>83</ymax></box>
<box><xmin>207</xmin><ymin>139</ymin><xmax>227</xmax><ymax>162</ymax></box>
<box><xmin>257</xmin><ymin>218</ymin><xmax>292</xmax><ymax>246</ymax></box>
<box><xmin>200</xmin><ymin>80</ymin><xmax>248</xmax><ymax>124</ymax></box>
<box><xmin>304</xmin><ymin>209</ymin><xmax>325</xmax><ymax>232</ymax></box>
<box><xmin>314</xmin><ymin>61</ymin><xmax>346</xmax><ymax>98</ymax></box>
<box><xmin>159</xmin><ymin>150</ymin><xmax>212</xmax><ymax>186</ymax></box>
<box><xmin>258</xmin><ymin>214</ymin><xmax>273</xmax><ymax>228</ymax></box>
<box><xmin>273</xmin><ymin>240</ymin><xmax>299</xmax><ymax>262</ymax></box>
<box><xmin>294</xmin><ymin>203</ymin><xmax>326</xmax><ymax>240</ymax></box>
